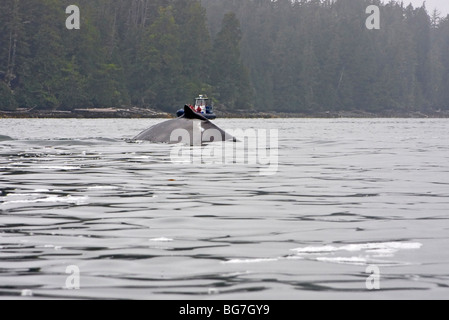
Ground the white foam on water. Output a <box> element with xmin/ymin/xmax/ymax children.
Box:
<box><xmin>219</xmin><ymin>242</ymin><xmax>422</xmax><ymax>266</ymax></box>
<box><xmin>291</xmin><ymin>242</ymin><xmax>423</xmax><ymax>254</ymax></box>
<box><xmin>316</xmin><ymin>257</ymin><xmax>368</xmax><ymax>265</ymax></box>
<box><xmin>0</xmin><ymin>195</ymin><xmax>88</xmax><ymax>206</ymax></box>
<box><xmin>366</xmin><ymin>248</ymin><xmax>397</xmax><ymax>254</ymax></box>
<box><xmin>208</xmin><ymin>288</ymin><xmax>220</xmax><ymax>295</ymax></box>
<box><xmin>365</xmin><ymin>248</ymin><xmax>397</xmax><ymax>257</ymax></box>
<box><xmin>222</xmin><ymin>258</ymin><xmax>279</xmax><ymax>264</ymax></box>
<box><xmin>149</xmin><ymin>237</ymin><xmax>174</xmax><ymax>242</ymax></box>
<box><xmin>291</xmin><ymin>245</ymin><xmax>337</xmax><ymax>254</ymax></box>
<box><xmin>32</xmin><ymin>189</ymin><xmax>50</xmax><ymax>193</ymax></box>
<box><xmin>43</xmin><ymin>244</ymin><xmax>63</xmax><ymax>250</ymax></box>
<box><xmin>220</xmin><ymin>271</ymin><xmax>252</xmax><ymax>277</ymax></box>
<box><xmin>87</xmin><ymin>186</ymin><xmax>118</xmax><ymax>190</ymax></box>
<box><xmin>3</xmin><ymin>193</ymin><xmax>37</xmax><ymax>198</ymax></box>
<box><xmin>288</xmin><ymin>242</ymin><xmax>423</xmax><ymax>266</ymax></box>
<box><xmin>21</xmin><ymin>289</ymin><xmax>33</xmax><ymax>297</ymax></box>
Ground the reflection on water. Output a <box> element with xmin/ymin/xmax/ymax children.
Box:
<box><xmin>0</xmin><ymin>118</ymin><xmax>449</xmax><ymax>299</ymax></box>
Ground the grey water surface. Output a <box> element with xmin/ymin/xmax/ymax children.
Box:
<box><xmin>0</xmin><ymin>118</ymin><xmax>448</xmax><ymax>299</ymax></box>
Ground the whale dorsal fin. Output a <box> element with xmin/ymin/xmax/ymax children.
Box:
<box><xmin>182</xmin><ymin>105</ymin><xmax>208</xmax><ymax>121</ymax></box>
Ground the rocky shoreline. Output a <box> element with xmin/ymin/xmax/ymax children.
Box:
<box><xmin>2</xmin><ymin>107</ymin><xmax>449</xmax><ymax>119</ymax></box>
<box><xmin>0</xmin><ymin>107</ymin><xmax>172</xmax><ymax>119</ymax></box>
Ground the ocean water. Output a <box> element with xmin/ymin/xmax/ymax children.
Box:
<box><xmin>0</xmin><ymin>118</ymin><xmax>448</xmax><ymax>300</ymax></box>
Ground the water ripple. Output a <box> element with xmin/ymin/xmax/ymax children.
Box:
<box><xmin>1</xmin><ymin>119</ymin><xmax>449</xmax><ymax>299</ymax></box>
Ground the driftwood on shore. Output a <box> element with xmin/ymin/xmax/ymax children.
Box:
<box><xmin>0</xmin><ymin>107</ymin><xmax>172</xmax><ymax>119</ymax></box>
<box><xmin>215</xmin><ymin>108</ymin><xmax>449</xmax><ymax>119</ymax></box>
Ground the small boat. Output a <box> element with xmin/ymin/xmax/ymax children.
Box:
<box><xmin>176</xmin><ymin>94</ymin><xmax>217</xmax><ymax>120</ymax></box>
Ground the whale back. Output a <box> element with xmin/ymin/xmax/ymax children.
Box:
<box><xmin>133</xmin><ymin>106</ymin><xmax>236</xmax><ymax>145</ymax></box>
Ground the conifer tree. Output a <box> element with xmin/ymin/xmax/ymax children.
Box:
<box><xmin>211</xmin><ymin>12</ymin><xmax>253</xmax><ymax>110</ymax></box>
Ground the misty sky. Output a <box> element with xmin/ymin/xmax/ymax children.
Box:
<box><xmin>403</xmin><ymin>0</ymin><xmax>449</xmax><ymax>16</ymax></box>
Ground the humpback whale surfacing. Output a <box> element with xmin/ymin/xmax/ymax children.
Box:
<box><xmin>133</xmin><ymin>106</ymin><xmax>236</xmax><ymax>146</ymax></box>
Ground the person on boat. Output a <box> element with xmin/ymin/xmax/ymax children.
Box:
<box><xmin>196</xmin><ymin>106</ymin><xmax>202</xmax><ymax>113</ymax></box>
<box><xmin>189</xmin><ymin>104</ymin><xmax>195</xmax><ymax>110</ymax></box>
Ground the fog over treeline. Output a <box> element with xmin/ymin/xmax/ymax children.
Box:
<box><xmin>1</xmin><ymin>0</ymin><xmax>449</xmax><ymax>113</ymax></box>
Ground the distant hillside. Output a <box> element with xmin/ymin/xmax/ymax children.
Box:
<box><xmin>1</xmin><ymin>0</ymin><xmax>449</xmax><ymax>114</ymax></box>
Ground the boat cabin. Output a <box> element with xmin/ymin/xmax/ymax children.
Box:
<box><xmin>195</xmin><ymin>95</ymin><xmax>211</xmax><ymax>114</ymax></box>
<box><xmin>176</xmin><ymin>94</ymin><xmax>217</xmax><ymax>120</ymax></box>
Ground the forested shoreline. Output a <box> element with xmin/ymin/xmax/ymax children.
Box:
<box><xmin>1</xmin><ymin>0</ymin><xmax>449</xmax><ymax>116</ymax></box>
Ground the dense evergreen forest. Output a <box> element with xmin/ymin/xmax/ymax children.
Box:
<box><xmin>1</xmin><ymin>0</ymin><xmax>449</xmax><ymax>114</ymax></box>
